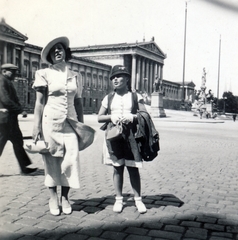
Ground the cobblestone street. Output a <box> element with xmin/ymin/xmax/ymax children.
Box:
<box><xmin>0</xmin><ymin>111</ymin><xmax>238</xmax><ymax>240</ymax></box>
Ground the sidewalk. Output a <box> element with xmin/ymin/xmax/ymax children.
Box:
<box><xmin>0</xmin><ymin>110</ymin><xmax>238</xmax><ymax>240</ymax></box>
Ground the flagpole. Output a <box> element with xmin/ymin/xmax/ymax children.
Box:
<box><xmin>217</xmin><ymin>35</ymin><xmax>221</xmax><ymax>100</ymax></box>
<box><xmin>182</xmin><ymin>1</ymin><xmax>188</xmax><ymax>105</ymax></box>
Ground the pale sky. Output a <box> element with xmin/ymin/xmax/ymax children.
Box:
<box><xmin>1</xmin><ymin>0</ymin><xmax>238</xmax><ymax>97</ymax></box>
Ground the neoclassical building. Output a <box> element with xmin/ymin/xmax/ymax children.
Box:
<box><xmin>0</xmin><ymin>18</ymin><xmax>195</xmax><ymax>113</ymax></box>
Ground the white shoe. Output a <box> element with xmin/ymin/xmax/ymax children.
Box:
<box><xmin>113</xmin><ymin>196</ymin><xmax>123</xmax><ymax>213</ymax></box>
<box><xmin>135</xmin><ymin>197</ymin><xmax>147</xmax><ymax>213</ymax></box>
<box><xmin>61</xmin><ymin>198</ymin><xmax>72</xmax><ymax>215</ymax></box>
<box><xmin>49</xmin><ymin>198</ymin><xmax>60</xmax><ymax>216</ymax></box>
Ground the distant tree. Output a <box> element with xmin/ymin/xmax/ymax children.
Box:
<box><xmin>218</xmin><ymin>91</ymin><xmax>238</xmax><ymax>113</ymax></box>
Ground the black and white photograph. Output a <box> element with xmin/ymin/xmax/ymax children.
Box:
<box><xmin>0</xmin><ymin>0</ymin><xmax>238</xmax><ymax>239</ymax></box>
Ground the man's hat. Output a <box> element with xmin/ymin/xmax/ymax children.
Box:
<box><xmin>110</xmin><ymin>65</ymin><xmax>131</xmax><ymax>80</ymax></box>
<box><xmin>41</xmin><ymin>36</ymin><xmax>69</xmax><ymax>64</ymax></box>
<box><xmin>1</xmin><ymin>63</ymin><xmax>18</xmax><ymax>70</ymax></box>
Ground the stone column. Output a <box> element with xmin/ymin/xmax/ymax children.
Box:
<box><xmin>154</xmin><ymin>62</ymin><xmax>158</xmax><ymax>80</ymax></box>
<box><xmin>96</xmin><ymin>69</ymin><xmax>99</xmax><ymax>90</ymax></box>
<box><xmin>131</xmin><ymin>54</ymin><xmax>137</xmax><ymax>91</ymax></box>
<box><xmin>136</xmin><ymin>57</ymin><xmax>141</xmax><ymax>90</ymax></box>
<box><xmin>145</xmin><ymin>60</ymin><xmax>149</xmax><ymax>93</ymax></box>
<box><xmin>12</xmin><ymin>45</ymin><xmax>16</xmax><ymax>65</ymax></box>
<box><xmin>160</xmin><ymin>65</ymin><xmax>163</xmax><ymax>81</ymax></box>
<box><xmin>149</xmin><ymin>61</ymin><xmax>153</xmax><ymax>94</ymax></box>
<box><xmin>3</xmin><ymin>42</ymin><xmax>7</xmax><ymax>63</ymax></box>
<box><xmin>141</xmin><ymin>58</ymin><xmax>145</xmax><ymax>92</ymax></box>
<box><xmin>20</xmin><ymin>48</ymin><xmax>24</xmax><ymax>76</ymax></box>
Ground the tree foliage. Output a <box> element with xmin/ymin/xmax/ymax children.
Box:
<box><xmin>215</xmin><ymin>91</ymin><xmax>238</xmax><ymax>113</ymax></box>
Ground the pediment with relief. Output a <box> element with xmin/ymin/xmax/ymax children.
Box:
<box><xmin>0</xmin><ymin>18</ymin><xmax>28</xmax><ymax>41</ymax></box>
<box><xmin>139</xmin><ymin>42</ymin><xmax>165</xmax><ymax>57</ymax></box>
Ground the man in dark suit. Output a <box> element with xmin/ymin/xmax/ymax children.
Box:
<box><xmin>0</xmin><ymin>63</ymin><xmax>37</xmax><ymax>174</ymax></box>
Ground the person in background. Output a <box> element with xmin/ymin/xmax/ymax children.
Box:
<box><xmin>98</xmin><ymin>65</ymin><xmax>147</xmax><ymax>214</ymax></box>
<box><xmin>32</xmin><ymin>37</ymin><xmax>84</xmax><ymax>216</ymax></box>
<box><xmin>0</xmin><ymin>63</ymin><xmax>37</xmax><ymax>174</ymax></box>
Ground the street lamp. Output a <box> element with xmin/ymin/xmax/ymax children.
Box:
<box><xmin>223</xmin><ymin>97</ymin><xmax>227</xmax><ymax>114</ymax></box>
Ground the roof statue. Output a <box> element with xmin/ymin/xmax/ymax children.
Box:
<box><xmin>201</xmin><ymin>67</ymin><xmax>206</xmax><ymax>90</ymax></box>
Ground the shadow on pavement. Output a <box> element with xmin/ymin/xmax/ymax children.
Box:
<box><xmin>70</xmin><ymin>193</ymin><xmax>184</xmax><ymax>214</ymax></box>
<box><xmin>0</xmin><ymin>212</ymin><xmax>237</xmax><ymax>240</ymax></box>
<box><xmin>0</xmin><ymin>168</ymin><xmax>44</xmax><ymax>178</ymax></box>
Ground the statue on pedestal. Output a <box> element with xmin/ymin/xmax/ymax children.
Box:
<box><xmin>192</xmin><ymin>68</ymin><xmax>214</xmax><ymax>118</ymax></box>
<box><xmin>206</xmin><ymin>89</ymin><xmax>214</xmax><ymax>104</ymax></box>
<box><xmin>150</xmin><ymin>75</ymin><xmax>166</xmax><ymax>117</ymax></box>
<box><xmin>153</xmin><ymin>75</ymin><xmax>163</xmax><ymax>93</ymax></box>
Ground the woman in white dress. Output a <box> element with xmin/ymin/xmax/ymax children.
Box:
<box><xmin>98</xmin><ymin>65</ymin><xmax>147</xmax><ymax>213</ymax></box>
<box><xmin>32</xmin><ymin>37</ymin><xmax>84</xmax><ymax>216</ymax></box>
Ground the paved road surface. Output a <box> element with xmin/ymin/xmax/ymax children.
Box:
<box><xmin>0</xmin><ymin>110</ymin><xmax>237</xmax><ymax>240</ymax></box>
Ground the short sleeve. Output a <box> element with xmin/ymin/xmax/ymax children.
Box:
<box><xmin>32</xmin><ymin>69</ymin><xmax>48</xmax><ymax>91</ymax></box>
<box><xmin>75</xmin><ymin>73</ymin><xmax>83</xmax><ymax>98</ymax></box>
<box><xmin>136</xmin><ymin>92</ymin><xmax>143</xmax><ymax>102</ymax></box>
<box><xmin>101</xmin><ymin>95</ymin><xmax>108</xmax><ymax>109</ymax></box>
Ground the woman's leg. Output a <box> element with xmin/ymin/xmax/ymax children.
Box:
<box><xmin>113</xmin><ymin>166</ymin><xmax>124</xmax><ymax>197</ymax></box>
<box><xmin>127</xmin><ymin>166</ymin><xmax>141</xmax><ymax>197</ymax></box>
<box><xmin>61</xmin><ymin>186</ymin><xmax>72</xmax><ymax>214</ymax></box>
<box><xmin>127</xmin><ymin>166</ymin><xmax>147</xmax><ymax>213</ymax></box>
<box><xmin>49</xmin><ymin>186</ymin><xmax>58</xmax><ymax>199</ymax></box>
<box><xmin>61</xmin><ymin>186</ymin><xmax>70</xmax><ymax>200</ymax></box>
<box><xmin>48</xmin><ymin>186</ymin><xmax>60</xmax><ymax>216</ymax></box>
<box><xmin>113</xmin><ymin>166</ymin><xmax>124</xmax><ymax>212</ymax></box>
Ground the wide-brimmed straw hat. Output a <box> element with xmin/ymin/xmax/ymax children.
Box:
<box><xmin>41</xmin><ymin>36</ymin><xmax>69</xmax><ymax>64</ymax></box>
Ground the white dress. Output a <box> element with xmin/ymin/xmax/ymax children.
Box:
<box><xmin>33</xmin><ymin>64</ymin><xmax>82</xmax><ymax>188</ymax></box>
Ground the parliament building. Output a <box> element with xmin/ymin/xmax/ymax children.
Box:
<box><xmin>0</xmin><ymin>18</ymin><xmax>195</xmax><ymax>114</ymax></box>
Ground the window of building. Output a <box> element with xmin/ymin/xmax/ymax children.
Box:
<box><xmin>89</xmin><ymin>98</ymin><xmax>92</xmax><ymax>107</ymax></box>
<box><xmin>24</xmin><ymin>60</ymin><xmax>29</xmax><ymax>78</ymax></box>
<box><xmin>27</xmin><ymin>92</ymin><xmax>30</xmax><ymax>104</ymax></box>
<box><xmin>93</xmin><ymin>74</ymin><xmax>97</xmax><ymax>88</ymax></box>
<box><xmin>87</xmin><ymin>73</ymin><xmax>91</xmax><ymax>87</ymax></box>
<box><xmin>104</xmin><ymin>77</ymin><xmax>108</xmax><ymax>90</ymax></box>
<box><xmin>32</xmin><ymin>62</ymin><xmax>38</xmax><ymax>79</ymax></box>
<box><xmin>15</xmin><ymin>49</ymin><xmax>20</xmax><ymax>69</ymax></box>
<box><xmin>7</xmin><ymin>43</ymin><xmax>12</xmax><ymax>63</ymax></box>
<box><xmin>99</xmin><ymin>76</ymin><xmax>102</xmax><ymax>89</ymax></box>
<box><xmin>80</xmin><ymin>72</ymin><xmax>85</xmax><ymax>87</ymax></box>
<box><xmin>83</xmin><ymin>97</ymin><xmax>86</xmax><ymax>107</ymax></box>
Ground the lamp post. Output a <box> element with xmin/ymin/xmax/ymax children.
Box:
<box><xmin>217</xmin><ymin>35</ymin><xmax>221</xmax><ymax>105</ymax></box>
<box><xmin>182</xmin><ymin>1</ymin><xmax>188</xmax><ymax>106</ymax></box>
<box><xmin>223</xmin><ymin>97</ymin><xmax>227</xmax><ymax>114</ymax></box>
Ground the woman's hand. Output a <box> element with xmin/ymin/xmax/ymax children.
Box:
<box><xmin>121</xmin><ymin>114</ymin><xmax>135</xmax><ymax>124</ymax></box>
<box><xmin>32</xmin><ymin>126</ymin><xmax>42</xmax><ymax>143</ymax></box>
<box><xmin>111</xmin><ymin>114</ymin><xmax>121</xmax><ymax>125</ymax></box>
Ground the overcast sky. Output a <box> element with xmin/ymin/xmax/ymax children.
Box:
<box><xmin>1</xmin><ymin>0</ymin><xmax>238</xmax><ymax>97</ymax></box>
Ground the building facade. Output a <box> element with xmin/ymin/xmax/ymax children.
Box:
<box><xmin>0</xmin><ymin>18</ymin><xmax>112</xmax><ymax>113</ymax></box>
<box><xmin>0</xmin><ymin>18</ymin><xmax>195</xmax><ymax>113</ymax></box>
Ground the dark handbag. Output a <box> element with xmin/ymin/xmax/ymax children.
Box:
<box><xmin>106</xmin><ymin>122</ymin><xmax>123</xmax><ymax>141</ymax></box>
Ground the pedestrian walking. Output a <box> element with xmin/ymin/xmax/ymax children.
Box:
<box><xmin>0</xmin><ymin>63</ymin><xmax>37</xmax><ymax>174</ymax></box>
<box><xmin>232</xmin><ymin>114</ymin><xmax>236</xmax><ymax>122</ymax></box>
<box><xmin>98</xmin><ymin>65</ymin><xmax>147</xmax><ymax>213</ymax></box>
<box><xmin>32</xmin><ymin>36</ymin><xmax>95</xmax><ymax>216</ymax></box>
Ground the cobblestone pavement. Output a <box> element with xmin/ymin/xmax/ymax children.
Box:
<box><xmin>0</xmin><ymin>111</ymin><xmax>238</xmax><ymax>240</ymax></box>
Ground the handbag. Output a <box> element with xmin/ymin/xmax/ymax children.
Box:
<box><xmin>106</xmin><ymin>121</ymin><xmax>123</xmax><ymax>141</ymax></box>
<box><xmin>24</xmin><ymin>140</ymin><xmax>49</xmax><ymax>154</ymax></box>
<box><xmin>67</xmin><ymin>119</ymin><xmax>96</xmax><ymax>151</ymax></box>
